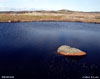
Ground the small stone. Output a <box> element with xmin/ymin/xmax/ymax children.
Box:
<box><xmin>57</xmin><ymin>45</ymin><xmax>86</xmax><ymax>56</ymax></box>
<box><xmin>8</xmin><ymin>20</ymin><xmax>11</xmax><ymax>23</ymax></box>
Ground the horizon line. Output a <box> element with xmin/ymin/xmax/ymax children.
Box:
<box><xmin>0</xmin><ymin>7</ymin><xmax>100</xmax><ymax>12</ymax></box>
<box><xmin>0</xmin><ymin>9</ymin><xmax>100</xmax><ymax>13</ymax></box>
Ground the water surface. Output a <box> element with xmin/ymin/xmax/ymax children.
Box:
<box><xmin>0</xmin><ymin>22</ymin><xmax>100</xmax><ymax>79</ymax></box>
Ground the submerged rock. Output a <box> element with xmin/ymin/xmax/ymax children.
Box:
<box><xmin>57</xmin><ymin>45</ymin><xmax>86</xmax><ymax>56</ymax></box>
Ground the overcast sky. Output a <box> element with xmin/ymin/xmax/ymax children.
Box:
<box><xmin>0</xmin><ymin>0</ymin><xmax>100</xmax><ymax>11</ymax></box>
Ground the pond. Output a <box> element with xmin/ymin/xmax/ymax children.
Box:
<box><xmin>0</xmin><ymin>22</ymin><xmax>100</xmax><ymax>79</ymax></box>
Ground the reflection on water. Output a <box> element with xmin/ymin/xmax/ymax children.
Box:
<box><xmin>0</xmin><ymin>22</ymin><xmax>100</xmax><ymax>79</ymax></box>
<box><xmin>64</xmin><ymin>56</ymin><xmax>86</xmax><ymax>61</ymax></box>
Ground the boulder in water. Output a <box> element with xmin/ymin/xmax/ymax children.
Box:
<box><xmin>57</xmin><ymin>45</ymin><xmax>86</xmax><ymax>56</ymax></box>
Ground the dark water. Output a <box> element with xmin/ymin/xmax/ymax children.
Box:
<box><xmin>0</xmin><ymin>22</ymin><xmax>100</xmax><ymax>79</ymax></box>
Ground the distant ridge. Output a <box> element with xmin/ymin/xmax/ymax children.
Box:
<box><xmin>0</xmin><ymin>9</ymin><xmax>100</xmax><ymax>13</ymax></box>
<box><xmin>0</xmin><ymin>7</ymin><xmax>100</xmax><ymax>13</ymax></box>
<box><xmin>58</xmin><ymin>9</ymin><xmax>73</xmax><ymax>12</ymax></box>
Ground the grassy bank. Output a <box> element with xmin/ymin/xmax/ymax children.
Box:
<box><xmin>0</xmin><ymin>10</ymin><xmax>100</xmax><ymax>23</ymax></box>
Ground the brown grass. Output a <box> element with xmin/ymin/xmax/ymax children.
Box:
<box><xmin>0</xmin><ymin>11</ymin><xmax>100</xmax><ymax>23</ymax></box>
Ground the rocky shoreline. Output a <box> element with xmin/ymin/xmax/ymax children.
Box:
<box><xmin>0</xmin><ymin>20</ymin><xmax>100</xmax><ymax>24</ymax></box>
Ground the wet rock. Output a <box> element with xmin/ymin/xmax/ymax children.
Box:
<box><xmin>57</xmin><ymin>45</ymin><xmax>86</xmax><ymax>56</ymax></box>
